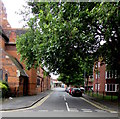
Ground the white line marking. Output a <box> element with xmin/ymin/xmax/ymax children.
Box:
<box><xmin>110</xmin><ymin>111</ymin><xmax>118</xmax><ymax>114</ymax></box>
<box><xmin>81</xmin><ymin>109</ymin><xmax>91</xmax><ymax>110</ymax></box>
<box><xmin>81</xmin><ymin>109</ymin><xmax>92</xmax><ymax>112</ymax></box>
<box><xmin>95</xmin><ymin>109</ymin><xmax>107</xmax><ymax>113</ymax></box>
<box><xmin>53</xmin><ymin>110</ymin><xmax>64</xmax><ymax>112</ymax></box>
<box><xmin>64</xmin><ymin>96</ymin><xmax>66</xmax><ymax>101</ymax></box>
<box><xmin>83</xmin><ymin>110</ymin><xmax>93</xmax><ymax>112</ymax></box>
<box><xmin>39</xmin><ymin>110</ymin><xmax>48</xmax><ymax>112</ymax></box>
<box><xmin>65</xmin><ymin>102</ymin><xmax>70</xmax><ymax>112</ymax></box>
<box><xmin>69</xmin><ymin>108</ymin><xmax>79</xmax><ymax>112</ymax></box>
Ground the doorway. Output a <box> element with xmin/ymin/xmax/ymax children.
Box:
<box><xmin>23</xmin><ymin>77</ymin><xmax>28</xmax><ymax>96</ymax></box>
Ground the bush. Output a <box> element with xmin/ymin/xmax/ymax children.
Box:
<box><xmin>0</xmin><ymin>81</ymin><xmax>9</xmax><ymax>98</ymax></box>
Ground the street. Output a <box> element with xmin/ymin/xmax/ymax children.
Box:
<box><xmin>1</xmin><ymin>88</ymin><xmax>118</xmax><ymax>118</ymax></box>
<box><xmin>29</xmin><ymin>87</ymin><xmax>102</xmax><ymax>112</ymax></box>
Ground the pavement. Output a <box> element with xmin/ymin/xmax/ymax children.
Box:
<box><xmin>0</xmin><ymin>89</ymin><xmax>119</xmax><ymax>113</ymax></box>
<box><xmin>83</xmin><ymin>93</ymin><xmax>119</xmax><ymax>112</ymax></box>
<box><xmin>0</xmin><ymin>89</ymin><xmax>52</xmax><ymax>111</ymax></box>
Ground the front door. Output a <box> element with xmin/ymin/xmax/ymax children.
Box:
<box><xmin>23</xmin><ymin>77</ymin><xmax>28</xmax><ymax>96</ymax></box>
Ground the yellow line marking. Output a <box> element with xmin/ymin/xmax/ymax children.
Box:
<box><xmin>29</xmin><ymin>94</ymin><xmax>50</xmax><ymax>109</ymax></box>
<box><xmin>0</xmin><ymin>92</ymin><xmax>53</xmax><ymax>112</ymax></box>
<box><xmin>80</xmin><ymin>97</ymin><xmax>118</xmax><ymax>113</ymax></box>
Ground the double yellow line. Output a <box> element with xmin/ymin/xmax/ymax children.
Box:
<box><xmin>80</xmin><ymin>97</ymin><xmax>118</xmax><ymax>113</ymax></box>
<box><xmin>1</xmin><ymin>92</ymin><xmax>53</xmax><ymax>112</ymax></box>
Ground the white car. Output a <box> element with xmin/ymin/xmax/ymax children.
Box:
<box><xmin>80</xmin><ymin>87</ymin><xmax>85</xmax><ymax>93</ymax></box>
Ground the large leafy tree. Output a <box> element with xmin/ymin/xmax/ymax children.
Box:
<box><xmin>16</xmin><ymin>2</ymin><xmax>120</xmax><ymax>86</ymax></box>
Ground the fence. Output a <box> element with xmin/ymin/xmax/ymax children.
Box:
<box><xmin>86</xmin><ymin>90</ymin><xmax>118</xmax><ymax>101</ymax></box>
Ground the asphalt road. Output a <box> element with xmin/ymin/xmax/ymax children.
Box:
<box><xmin>30</xmin><ymin>87</ymin><xmax>99</xmax><ymax>112</ymax></box>
<box><xmin>2</xmin><ymin>87</ymin><xmax>118</xmax><ymax>118</ymax></box>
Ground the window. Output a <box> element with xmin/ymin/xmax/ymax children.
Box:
<box><xmin>105</xmin><ymin>84</ymin><xmax>119</xmax><ymax>92</ymax></box>
<box><xmin>5</xmin><ymin>73</ymin><xmax>8</xmax><ymax>82</ymax></box>
<box><xmin>98</xmin><ymin>71</ymin><xmax>100</xmax><ymax>78</ymax></box>
<box><xmin>37</xmin><ymin>78</ymin><xmax>40</xmax><ymax>87</ymax></box>
<box><xmin>0</xmin><ymin>69</ymin><xmax>3</xmax><ymax>80</ymax></box>
<box><xmin>95</xmin><ymin>84</ymin><xmax>100</xmax><ymax>91</ymax></box>
<box><xmin>96</xmin><ymin>73</ymin><xmax>97</xmax><ymax>79</ymax></box>
<box><xmin>98</xmin><ymin>84</ymin><xmax>100</xmax><ymax>91</ymax></box>
<box><xmin>106</xmin><ymin>70</ymin><xmax>116</xmax><ymax>79</ymax></box>
<box><xmin>98</xmin><ymin>62</ymin><xmax>100</xmax><ymax>68</ymax></box>
<box><xmin>115</xmin><ymin>70</ymin><xmax>117</xmax><ymax>79</ymax></box>
<box><xmin>95</xmin><ymin>84</ymin><xmax>97</xmax><ymax>90</ymax></box>
<box><xmin>96</xmin><ymin>71</ymin><xmax>100</xmax><ymax>79</ymax></box>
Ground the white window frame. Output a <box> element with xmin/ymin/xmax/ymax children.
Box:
<box><xmin>98</xmin><ymin>62</ymin><xmax>100</xmax><ymax>68</ymax></box>
<box><xmin>98</xmin><ymin>84</ymin><xmax>100</xmax><ymax>91</ymax></box>
<box><xmin>105</xmin><ymin>71</ymin><xmax>107</xmax><ymax>79</ymax></box>
<box><xmin>105</xmin><ymin>84</ymin><xmax>107</xmax><ymax>92</ymax></box>
<box><xmin>96</xmin><ymin>73</ymin><xmax>97</xmax><ymax>79</ymax></box>
<box><xmin>95</xmin><ymin>84</ymin><xmax>100</xmax><ymax>91</ymax></box>
<box><xmin>105</xmin><ymin>84</ymin><xmax>119</xmax><ymax>92</ymax></box>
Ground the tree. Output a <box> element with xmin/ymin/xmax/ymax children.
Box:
<box><xmin>16</xmin><ymin>2</ymin><xmax>120</xmax><ymax>86</ymax></box>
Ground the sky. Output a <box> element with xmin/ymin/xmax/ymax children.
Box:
<box><xmin>2</xmin><ymin>0</ymin><xmax>59</xmax><ymax>79</ymax></box>
<box><xmin>2</xmin><ymin>0</ymin><xmax>27</xmax><ymax>28</ymax></box>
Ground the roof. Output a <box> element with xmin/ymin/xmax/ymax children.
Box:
<box><xmin>1</xmin><ymin>49</ymin><xmax>28</xmax><ymax>77</ymax></box>
<box><xmin>3</xmin><ymin>28</ymin><xmax>27</xmax><ymax>38</ymax></box>
<box><xmin>0</xmin><ymin>26</ymin><xmax>9</xmax><ymax>42</ymax></box>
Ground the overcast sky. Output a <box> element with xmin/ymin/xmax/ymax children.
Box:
<box><xmin>2</xmin><ymin>0</ymin><xmax>27</xmax><ymax>28</ymax></box>
<box><xmin>2</xmin><ymin>0</ymin><xmax>59</xmax><ymax>79</ymax></box>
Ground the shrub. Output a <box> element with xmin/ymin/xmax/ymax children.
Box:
<box><xmin>0</xmin><ymin>81</ymin><xmax>9</xmax><ymax>98</ymax></box>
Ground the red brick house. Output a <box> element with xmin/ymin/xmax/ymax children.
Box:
<box><xmin>84</xmin><ymin>75</ymin><xmax>93</xmax><ymax>91</ymax></box>
<box><xmin>93</xmin><ymin>59</ymin><xmax>119</xmax><ymax>96</ymax></box>
<box><xmin>0</xmin><ymin>1</ymin><xmax>51</xmax><ymax>97</ymax></box>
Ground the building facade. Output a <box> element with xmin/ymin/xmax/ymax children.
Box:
<box><xmin>93</xmin><ymin>59</ymin><xmax>119</xmax><ymax>96</ymax></box>
<box><xmin>0</xmin><ymin>1</ymin><xmax>51</xmax><ymax>97</ymax></box>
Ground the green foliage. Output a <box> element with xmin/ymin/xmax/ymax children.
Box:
<box><xmin>17</xmin><ymin>2</ymin><xmax>120</xmax><ymax>85</ymax></box>
<box><xmin>0</xmin><ymin>81</ymin><xmax>9</xmax><ymax>98</ymax></box>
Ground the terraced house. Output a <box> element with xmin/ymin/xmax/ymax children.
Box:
<box><xmin>0</xmin><ymin>1</ymin><xmax>51</xmax><ymax>97</ymax></box>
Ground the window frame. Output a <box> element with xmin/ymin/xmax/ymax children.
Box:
<box><xmin>105</xmin><ymin>84</ymin><xmax>119</xmax><ymax>92</ymax></box>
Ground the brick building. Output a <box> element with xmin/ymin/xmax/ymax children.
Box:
<box><xmin>84</xmin><ymin>75</ymin><xmax>93</xmax><ymax>91</ymax></box>
<box><xmin>0</xmin><ymin>1</ymin><xmax>51</xmax><ymax>97</ymax></box>
<box><xmin>93</xmin><ymin>59</ymin><xmax>119</xmax><ymax>96</ymax></box>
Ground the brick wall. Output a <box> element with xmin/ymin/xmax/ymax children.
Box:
<box><xmin>0</xmin><ymin>1</ymin><xmax>51</xmax><ymax>96</ymax></box>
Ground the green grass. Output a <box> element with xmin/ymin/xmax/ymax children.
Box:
<box><xmin>86</xmin><ymin>91</ymin><xmax>118</xmax><ymax>101</ymax></box>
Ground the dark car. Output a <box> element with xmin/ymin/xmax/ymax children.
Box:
<box><xmin>71</xmin><ymin>88</ymin><xmax>82</xmax><ymax>97</ymax></box>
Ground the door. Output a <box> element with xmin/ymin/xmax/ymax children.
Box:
<box><xmin>23</xmin><ymin>77</ymin><xmax>28</xmax><ymax>96</ymax></box>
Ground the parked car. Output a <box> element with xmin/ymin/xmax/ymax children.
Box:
<box><xmin>80</xmin><ymin>87</ymin><xmax>85</xmax><ymax>93</ymax></box>
<box><xmin>65</xmin><ymin>87</ymin><xmax>70</xmax><ymax>93</ymax></box>
<box><xmin>69</xmin><ymin>87</ymin><xmax>73</xmax><ymax>95</ymax></box>
<box><xmin>71</xmin><ymin>88</ymin><xmax>82</xmax><ymax>97</ymax></box>
<box><xmin>65</xmin><ymin>87</ymin><xmax>68</xmax><ymax>92</ymax></box>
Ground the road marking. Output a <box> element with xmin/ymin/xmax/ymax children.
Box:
<box><xmin>29</xmin><ymin>93</ymin><xmax>52</xmax><ymax>109</ymax></box>
<box><xmin>95</xmin><ymin>109</ymin><xmax>107</xmax><ymax>113</ymax></box>
<box><xmin>83</xmin><ymin>110</ymin><xmax>93</xmax><ymax>112</ymax></box>
<box><xmin>0</xmin><ymin>92</ymin><xmax>53</xmax><ymax>112</ymax></box>
<box><xmin>80</xmin><ymin>97</ymin><xmax>118</xmax><ymax>113</ymax></box>
<box><xmin>110</xmin><ymin>111</ymin><xmax>118</xmax><ymax>114</ymax></box>
<box><xmin>63</xmin><ymin>95</ymin><xmax>66</xmax><ymax>101</ymax></box>
<box><xmin>69</xmin><ymin>108</ymin><xmax>79</xmax><ymax>112</ymax></box>
<box><xmin>53</xmin><ymin>110</ymin><xmax>64</xmax><ymax>112</ymax></box>
<box><xmin>81</xmin><ymin>109</ymin><xmax>91</xmax><ymax>110</ymax></box>
<box><xmin>65</xmin><ymin>102</ymin><xmax>70</xmax><ymax>112</ymax></box>
<box><xmin>81</xmin><ymin>109</ymin><xmax>92</xmax><ymax>112</ymax></box>
<box><xmin>38</xmin><ymin>110</ymin><xmax>48</xmax><ymax>112</ymax></box>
